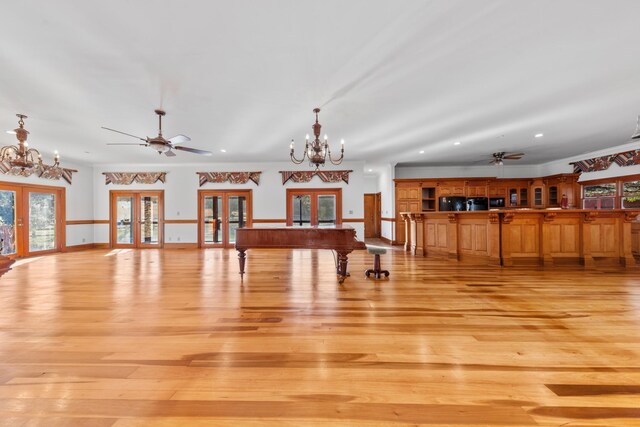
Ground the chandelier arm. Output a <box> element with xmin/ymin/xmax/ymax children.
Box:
<box><xmin>327</xmin><ymin>146</ymin><xmax>344</xmax><ymax>165</ymax></box>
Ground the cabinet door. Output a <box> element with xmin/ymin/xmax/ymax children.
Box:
<box><xmin>532</xmin><ymin>187</ymin><xmax>544</xmax><ymax>207</ymax></box>
<box><xmin>407</xmin><ymin>187</ymin><xmax>420</xmax><ymax>199</ymax></box>
<box><xmin>408</xmin><ymin>200</ymin><xmax>420</xmax><ymax>212</ymax></box>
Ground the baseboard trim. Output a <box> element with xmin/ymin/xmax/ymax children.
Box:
<box><xmin>380</xmin><ymin>236</ymin><xmax>395</xmax><ymax>245</ymax></box>
<box><xmin>66</xmin><ymin>243</ymin><xmax>109</xmax><ymax>252</ymax></box>
<box><xmin>164</xmin><ymin>243</ymin><xmax>198</xmax><ymax>249</ymax></box>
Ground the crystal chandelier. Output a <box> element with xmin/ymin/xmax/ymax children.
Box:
<box><xmin>290</xmin><ymin>108</ymin><xmax>344</xmax><ymax>169</ymax></box>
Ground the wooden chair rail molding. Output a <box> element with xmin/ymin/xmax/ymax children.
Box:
<box><xmin>164</xmin><ymin>219</ymin><xmax>198</xmax><ymax>224</ymax></box>
<box><xmin>402</xmin><ymin>209</ymin><xmax>640</xmax><ymax>267</ymax></box>
<box><xmin>66</xmin><ymin>220</ymin><xmax>109</xmax><ymax>225</ymax></box>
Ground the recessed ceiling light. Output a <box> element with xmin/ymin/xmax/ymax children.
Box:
<box><xmin>419</xmin><ymin>150</ymin><xmax>425</xmax><ymax>154</ymax></box>
<box><xmin>5</xmin><ymin>130</ymin><xmax>16</xmax><ymax>135</ymax></box>
<box><xmin>220</xmin><ymin>149</ymin><xmax>227</xmax><ymax>153</ymax></box>
<box><xmin>535</xmin><ymin>133</ymin><xmax>544</xmax><ymax>138</ymax></box>
<box><xmin>453</xmin><ymin>141</ymin><xmax>461</xmax><ymax>145</ymax></box>
<box><xmin>368</xmin><ymin>169</ymin><xmax>372</xmax><ymax>172</ymax></box>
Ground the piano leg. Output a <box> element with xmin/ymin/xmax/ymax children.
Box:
<box><xmin>237</xmin><ymin>249</ymin><xmax>246</xmax><ymax>277</ymax></box>
<box><xmin>336</xmin><ymin>251</ymin><xmax>350</xmax><ymax>283</ymax></box>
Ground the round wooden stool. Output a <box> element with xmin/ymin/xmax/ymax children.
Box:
<box><xmin>365</xmin><ymin>246</ymin><xmax>389</xmax><ymax>279</ymax></box>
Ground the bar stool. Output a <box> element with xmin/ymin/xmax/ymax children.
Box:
<box><xmin>365</xmin><ymin>245</ymin><xmax>389</xmax><ymax>279</ymax></box>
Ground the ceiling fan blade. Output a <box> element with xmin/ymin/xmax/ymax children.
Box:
<box><xmin>101</xmin><ymin>127</ymin><xmax>147</xmax><ymax>142</ymax></box>
<box><xmin>165</xmin><ymin>150</ymin><xmax>177</xmax><ymax>157</ymax></box>
<box><xmin>106</xmin><ymin>143</ymin><xmax>148</xmax><ymax>146</ymax></box>
<box><xmin>173</xmin><ymin>146</ymin><xmax>213</xmax><ymax>156</ymax></box>
<box><xmin>503</xmin><ymin>153</ymin><xmax>524</xmax><ymax>159</ymax></box>
<box><xmin>168</xmin><ymin>134</ymin><xmax>191</xmax><ymax>144</ymax></box>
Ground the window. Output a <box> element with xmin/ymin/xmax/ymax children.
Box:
<box><xmin>583</xmin><ymin>182</ymin><xmax>616</xmax><ymax>209</ymax></box>
<box><xmin>622</xmin><ymin>180</ymin><xmax>640</xmax><ymax>209</ymax></box>
<box><xmin>286</xmin><ymin>189</ymin><xmax>342</xmax><ymax>227</ymax></box>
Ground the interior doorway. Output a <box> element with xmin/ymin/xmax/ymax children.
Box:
<box><xmin>110</xmin><ymin>190</ymin><xmax>164</xmax><ymax>248</ymax></box>
<box><xmin>198</xmin><ymin>190</ymin><xmax>252</xmax><ymax>248</ymax></box>
<box><xmin>364</xmin><ymin>192</ymin><xmax>381</xmax><ymax>238</ymax></box>
<box><xmin>0</xmin><ymin>182</ymin><xmax>66</xmax><ymax>258</ymax></box>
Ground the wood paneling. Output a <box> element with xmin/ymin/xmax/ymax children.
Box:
<box><xmin>632</xmin><ymin>222</ymin><xmax>640</xmax><ymax>255</ymax></box>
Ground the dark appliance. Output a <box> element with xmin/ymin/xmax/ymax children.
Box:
<box><xmin>489</xmin><ymin>197</ymin><xmax>505</xmax><ymax>208</ymax></box>
<box><xmin>439</xmin><ymin>196</ymin><xmax>466</xmax><ymax>211</ymax></box>
<box><xmin>466</xmin><ymin>197</ymin><xmax>489</xmax><ymax>211</ymax></box>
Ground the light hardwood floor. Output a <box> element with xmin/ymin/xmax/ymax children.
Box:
<box><xmin>0</xmin><ymin>247</ymin><xmax>639</xmax><ymax>426</ymax></box>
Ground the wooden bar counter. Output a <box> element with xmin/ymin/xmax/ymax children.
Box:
<box><xmin>402</xmin><ymin>209</ymin><xmax>640</xmax><ymax>267</ymax></box>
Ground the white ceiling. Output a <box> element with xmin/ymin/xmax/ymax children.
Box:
<box><xmin>1</xmin><ymin>0</ymin><xmax>639</xmax><ymax>168</ymax></box>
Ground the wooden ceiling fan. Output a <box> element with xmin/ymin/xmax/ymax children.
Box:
<box><xmin>490</xmin><ymin>152</ymin><xmax>524</xmax><ymax>166</ymax></box>
<box><xmin>103</xmin><ymin>109</ymin><xmax>212</xmax><ymax>157</ymax></box>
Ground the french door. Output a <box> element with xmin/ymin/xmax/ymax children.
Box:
<box><xmin>0</xmin><ymin>182</ymin><xmax>65</xmax><ymax>258</ymax></box>
<box><xmin>110</xmin><ymin>190</ymin><xmax>164</xmax><ymax>248</ymax></box>
<box><xmin>198</xmin><ymin>190</ymin><xmax>252</xmax><ymax>248</ymax></box>
<box><xmin>286</xmin><ymin>188</ymin><xmax>342</xmax><ymax>227</ymax></box>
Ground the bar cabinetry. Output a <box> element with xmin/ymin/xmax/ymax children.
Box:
<box><xmin>401</xmin><ymin>210</ymin><xmax>640</xmax><ymax>267</ymax></box>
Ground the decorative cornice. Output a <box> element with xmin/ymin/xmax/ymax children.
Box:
<box><xmin>502</xmin><ymin>212</ymin><xmax>515</xmax><ymax>224</ymax></box>
<box><xmin>103</xmin><ymin>172</ymin><xmax>166</xmax><ymax>185</ymax></box>
<box><xmin>197</xmin><ymin>172</ymin><xmax>261</xmax><ymax>187</ymax></box>
<box><xmin>0</xmin><ymin>161</ymin><xmax>76</xmax><ymax>184</ymax></box>
<box><xmin>571</xmin><ymin>149</ymin><xmax>640</xmax><ymax>173</ymax></box>
<box><xmin>279</xmin><ymin>170</ymin><xmax>352</xmax><ymax>185</ymax></box>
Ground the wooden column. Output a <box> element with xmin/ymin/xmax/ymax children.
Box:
<box><xmin>447</xmin><ymin>213</ymin><xmax>459</xmax><ymax>260</ymax></box>
<box><xmin>541</xmin><ymin>212</ymin><xmax>557</xmax><ymax>266</ymax></box>
<box><xmin>400</xmin><ymin>213</ymin><xmax>411</xmax><ymax>252</ymax></box>
<box><xmin>413</xmin><ymin>213</ymin><xmax>425</xmax><ymax>257</ymax></box>
<box><xmin>488</xmin><ymin>213</ymin><xmax>501</xmax><ymax>266</ymax></box>
<box><xmin>501</xmin><ymin>212</ymin><xmax>514</xmax><ymax>266</ymax></box>
<box><xmin>408</xmin><ymin>213</ymin><xmax>417</xmax><ymax>255</ymax></box>
<box><xmin>581</xmin><ymin>211</ymin><xmax>597</xmax><ymax>267</ymax></box>
<box><xmin>620</xmin><ymin>212</ymin><xmax>640</xmax><ymax>266</ymax></box>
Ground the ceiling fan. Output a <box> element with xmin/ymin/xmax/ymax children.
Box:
<box><xmin>102</xmin><ymin>109</ymin><xmax>212</xmax><ymax>157</ymax></box>
<box><xmin>490</xmin><ymin>152</ymin><xmax>524</xmax><ymax>165</ymax></box>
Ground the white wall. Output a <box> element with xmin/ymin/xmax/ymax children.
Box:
<box><xmin>363</xmin><ymin>175</ymin><xmax>378</xmax><ymax>194</ymax></box>
<box><xmin>377</xmin><ymin>164</ymin><xmax>395</xmax><ymax>241</ymax></box>
<box><xmin>0</xmin><ymin>161</ymin><xmax>94</xmax><ymax>247</ymax></box>
<box><xmin>93</xmin><ymin>161</ymin><xmax>365</xmax><ymax>244</ymax></box>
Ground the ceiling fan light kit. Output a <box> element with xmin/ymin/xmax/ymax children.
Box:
<box><xmin>491</xmin><ymin>152</ymin><xmax>524</xmax><ymax>166</ymax></box>
<box><xmin>103</xmin><ymin>109</ymin><xmax>212</xmax><ymax>157</ymax></box>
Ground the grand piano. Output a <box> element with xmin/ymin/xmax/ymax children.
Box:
<box><xmin>235</xmin><ymin>225</ymin><xmax>366</xmax><ymax>283</ymax></box>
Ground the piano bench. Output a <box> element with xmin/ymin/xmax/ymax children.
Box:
<box><xmin>365</xmin><ymin>246</ymin><xmax>389</xmax><ymax>279</ymax></box>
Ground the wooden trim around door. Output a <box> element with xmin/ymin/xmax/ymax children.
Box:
<box><xmin>109</xmin><ymin>190</ymin><xmax>164</xmax><ymax>249</ymax></box>
<box><xmin>343</xmin><ymin>218</ymin><xmax>365</xmax><ymax>223</ymax></box>
<box><xmin>0</xmin><ymin>181</ymin><xmax>66</xmax><ymax>257</ymax></box>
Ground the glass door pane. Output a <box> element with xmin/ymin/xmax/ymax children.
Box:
<box><xmin>29</xmin><ymin>192</ymin><xmax>56</xmax><ymax>252</ymax></box>
<box><xmin>0</xmin><ymin>190</ymin><xmax>17</xmax><ymax>255</ymax></box>
<box><xmin>116</xmin><ymin>196</ymin><xmax>134</xmax><ymax>244</ymax></box>
<box><xmin>204</xmin><ymin>196</ymin><xmax>223</xmax><ymax>244</ymax></box>
<box><xmin>317</xmin><ymin>195</ymin><xmax>336</xmax><ymax>226</ymax></box>
<box><xmin>292</xmin><ymin>195</ymin><xmax>311</xmax><ymax>227</ymax></box>
<box><xmin>227</xmin><ymin>196</ymin><xmax>246</xmax><ymax>244</ymax></box>
<box><xmin>139</xmin><ymin>196</ymin><xmax>159</xmax><ymax>245</ymax></box>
